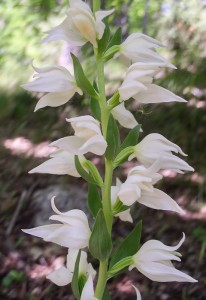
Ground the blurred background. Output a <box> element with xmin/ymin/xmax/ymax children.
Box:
<box><xmin>0</xmin><ymin>0</ymin><xmax>206</xmax><ymax>299</ymax></box>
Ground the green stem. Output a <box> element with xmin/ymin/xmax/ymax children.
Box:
<box><xmin>95</xmin><ymin>260</ymin><xmax>108</xmax><ymax>299</ymax></box>
<box><xmin>94</xmin><ymin>52</ymin><xmax>113</xmax><ymax>300</ymax></box>
<box><xmin>102</xmin><ymin>159</ymin><xmax>113</xmax><ymax>231</ymax></box>
<box><xmin>93</xmin><ymin>0</ymin><xmax>100</xmax><ymax>12</ymax></box>
<box><xmin>96</xmin><ymin>57</ymin><xmax>109</xmax><ymax>138</ymax></box>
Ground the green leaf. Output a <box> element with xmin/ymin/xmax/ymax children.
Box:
<box><xmin>108</xmin><ymin>256</ymin><xmax>133</xmax><ymax>278</ymax></box>
<box><xmin>107</xmin><ymin>27</ymin><xmax>122</xmax><ymax>50</ymax></box>
<box><xmin>75</xmin><ymin>156</ymin><xmax>100</xmax><ymax>186</ymax></box>
<box><xmin>118</xmin><ymin>124</ymin><xmax>141</xmax><ymax>153</ymax></box>
<box><xmin>112</xmin><ymin>197</ymin><xmax>129</xmax><ymax>216</ymax></box>
<box><xmin>90</xmin><ymin>96</ymin><xmax>101</xmax><ymax>121</ymax></box>
<box><xmin>89</xmin><ymin>209</ymin><xmax>112</xmax><ymax>261</ymax></box>
<box><xmin>113</xmin><ymin>146</ymin><xmax>135</xmax><ymax>168</ymax></box>
<box><xmin>105</xmin><ymin>114</ymin><xmax>120</xmax><ymax>160</ymax></box>
<box><xmin>71</xmin><ymin>251</ymin><xmax>81</xmax><ymax>300</ymax></box>
<box><xmin>88</xmin><ymin>183</ymin><xmax>102</xmax><ymax>218</ymax></box>
<box><xmin>102</xmin><ymin>287</ymin><xmax>111</xmax><ymax>300</ymax></box>
<box><xmin>109</xmin><ymin>221</ymin><xmax>142</xmax><ymax>268</ymax></box>
<box><xmin>78</xmin><ymin>274</ymin><xmax>87</xmax><ymax>295</ymax></box>
<box><xmin>71</xmin><ymin>53</ymin><xmax>99</xmax><ymax>98</ymax></box>
<box><xmin>84</xmin><ymin>160</ymin><xmax>103</xmax><ymax>187</ymax></box>
<box><xmin>98</xmin><ymin>23</ymin><xmax>111</xmax><ymax>54</ymax></box>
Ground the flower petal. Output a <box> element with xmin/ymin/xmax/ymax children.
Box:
<box><xmin>34</xmin><ymin>90</ymin><xmax>76</xmax><ymax>111</ymax></box>
<box><xmin>133</xmin><ymin>84</ymin><xmax>186</xmax><ymax>103</ymax></box>
<box><xmin>132</xmin><ymin>285</ymin><xmax>142</xmax><ymax>300</ymax></box>
<box><xmin>136</xmin><ymin>261</ymin><xmax>197</xmax><ymax>282</ymax></box>
<box><xmin>80</xmin><ymin>276</ymin><xmax>97</xmax><ymax>300</ymax></box>
<box><xmin>116</xmin><ymin>209</ymin><xmax>133</xmax><ymax>223</ymax></box>
<box><xmin>47</xmin><ymin>266</ymin><xmax>72</xmax><ymax>286</ymax></box>
<box><xmin>112</xmin><ymin>103</ymin><xmax>138</xmax><ymax>129</ymax></box>
<box><xmin>138</xmin><ymin>188</ymin><xmax>185</xmax><ymax>215</ymax></box>
<box><xmin>29</xmin><ymin>150</ymin><xmax>80</xmax><ymax>177</ymax></box>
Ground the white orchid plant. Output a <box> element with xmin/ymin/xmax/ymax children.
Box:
<box><xmin>21</xmin><ymin>0</ymin><xmax>197</xmax><ymax>299</ymax></box>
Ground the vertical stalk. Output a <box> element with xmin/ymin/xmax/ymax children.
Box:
<box><xmin>96</xmin><ymin>56</ymin><xmax>113</xmax><ymax>231</ymax></box>
<box><xmin>94</xmin><ymin>53</ymin><xmax>113</xmax><ymax>299</ymax></box>
<box><xmin>93</xmin><ymin>0</ymin><xmax>101</xmax><ymax>12</ymax></box>
<box><xmin>95</xmin><ymin>259</ymin><xmax>108</xmax><ymax>299</ymax></box>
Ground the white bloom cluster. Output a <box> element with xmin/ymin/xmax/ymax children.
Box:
<box><xmin>21</xmin><ymin>0</ymin><xmax>197</xmax><ymax>298</ymax></box>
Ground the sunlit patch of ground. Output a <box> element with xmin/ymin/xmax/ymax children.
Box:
<box><xmin>3</xmin><ymin>137</ymin><xmax>56</xmax><ymax>158</ymax></box>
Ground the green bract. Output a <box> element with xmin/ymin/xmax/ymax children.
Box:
<box><xmin>89</xmin><ymin>209</ymin><xmax>112</xmax><ymax>261</ymax></box>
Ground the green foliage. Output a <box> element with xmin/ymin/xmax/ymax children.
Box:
<box><xmin>71</xmin><ymin>251</ymin><xmax>81</xmax><ymax>300</ymax></box>
<box><xmin>0</xmin><ymin>0</ymin><xmax>67</xmax><ymax>88</ymax></box>
<box><xmin>75</xmin><ymin>156</ymin><xmax>102</xmax><ymax>186</ymax></box>
<box><xmin>71</xmin><ymin>53</ymin><xmax>99</xmax><ymax>99</ymax></box>
<box><xmin>88</xmin><ymin>184</ymin><xmax>102</xmax><ymax>218</ymax></box>
<box><xmin>118</xmin><ymin>124</ymin><xmax>141</xmax><ymax>152</ymax></box>
<box><xmin>102</xmin><ymin>287</ymin><xmax>112</xmax><ymax>300</ymax></box>
<box><xmin>113</xmin><ymin>124</ymin><xmax>141</xmax><ymax>167</ymax></box>
<box><xmin>89</xmin><ymin>209</ymin><xmax>112</xmax><ymax>261</ymax></box>
<box><xmin>98</xmin><ymin>23</ymin><xmax>111</xmax><ymax>54</ymax></box>
<box><xmin>105</xmin><ymin>115</ymin><xmax>120</xmax><ymax>160</ymax></box>
<box><xmin>84</xmin><ymin>160</ymin><xmax>104</xmax><ymax>187</ymax></box>
<box><xmin>90</xmin><ymin>96</ymin><xmax>101</xmax><ymax>121</ymax></box>
<box><xmin>2</xmin><ymin>270</ymin><xmax>25</xmax><ymax>287</ymax></box>
<box><xmin>109</xmin><ymin>220</ymin><xmax>142</xmax><ymax>268</ymax></box>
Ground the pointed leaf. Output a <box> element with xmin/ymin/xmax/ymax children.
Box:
<box><xmin>118</xmin><ymin>124</ymin><xmax>141</xmax><ymax>153</ymax></box>
<box><xmin>102</xmin><ymin>287</ymin><xmax>111</xmax><ymax>300</ymax></box>
<box><xmin>107</xmin><ymin>27</ymin><xmax>122</xmax><ymax>50</ymax></box>
<box><xmin>113</xmin><ymin>146</ymin><xmax>135</xmax><ymax>168</ymax></box>
<box><xmin>108</xmin><ymin>256</ymin><xmax>133</xmax><ymax>278</ymax></box>
<box><xmin>71</xmin><ymin>251</ymin><xmax>81</xmax><ymax>300</ymax></box>
<box><xmin>109</xmin><ymin>221</ymin><xmax>142</xmax><ymax>268</ymax></box>
<box><xmin>71</xmin><ymin>53</ymin><xmax>99</xmax><ymax>98</ymax></box>
<box><xmin>98</xmin><ymin>23</ymin><xmax>111</xmax><ymax>54</ymax></box>
<box><xmin>84</xmin><ymin>160</ymin><xmax>103</xmax><ymax>187</ymax></box>
<box><xmin>105</xmin><ymin>114</ymin><xmax>120</xmax><ymax>160</ymax></box>
<box><xmin>90</xmin><ymin>96</ymin><xmax>101</xmax><ymax>121</ymax></box>
<box><xmin>78</xmin><ymin>274</ymin><xmax>87</xmax><ymax>295</ymax></box>
<box><xmin>75</xmin><ymin>156</ymin><xmax>100</xmax><ymax>186</ymax></box>
<box><xmin>88</xmin><ymin>184</ymin><xmax>102</xmax><ymax>218</ymax></box>
<box><xmin>89</xmin><ymin>209</ymin><xmax>112</xmax><ymax>261</ymax></box>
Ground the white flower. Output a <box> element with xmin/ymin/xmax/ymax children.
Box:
<box><xmin>120</xmin><ymin>32</ymin><xmax>175</xmax><ymax>67</ymax></box>
<box><xmin>80</xmin><ymin>275</ymin><xmax>98</xmax><ymax>300</ymax></box>
<box><xmin>29</xmin><ymin>150</ymin><xmax>81</xmax><ymax>177</ymax></box>
<box><xmin>111</xmin><ymin>102</ymin><xmax>138</xmax><ymax>129</ymax></box>
<box><xmin>21</xmin><ymin>64</ymin><xmax>82</xmax><ymax>111</ymax></box>
<box><xmin>43</xmin><ymin>0</ymin><xmax>114</xmax><ymax>48</ymax></box>
<box><xmin>47</xmin><ymin>249</ymin><xmax>96</xmax><ymax>286</ymax></box>
<box><xmin>129</xmin><ymin>133</ymin><xmax>194</xmax><ymax>173</ymax></box>
<box><xmin>129</xmin><ymin>233</ymin><xmax>197</xmax><ymax>283</ymax></box>
<box><xmin>118</xmin><ymin>62</ymin><xmax>186</xmax><ymax>103</ymax></box>
<box><xmin>50</xmin><ymin>115</ymin><xmax>107</xmax><ymax>156</ymax></box>
<box><xmin>111</xmin><ymin>179</ymin><xmax>133</xmax><ymax>222</ymax></box>
<box><xmin>22</xmin><ymin>197</ymin><xmax>91</xmax><ymax>249</ymax></box>
<box><xmin>117</xmin><ymin>160</ymin><xmax>185</xmax><ymax>215</ymax></box>
<box><xmin>132</xmin><ymin>285</ymin><xmax>142</xmax><ymax>300</ymax></box>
